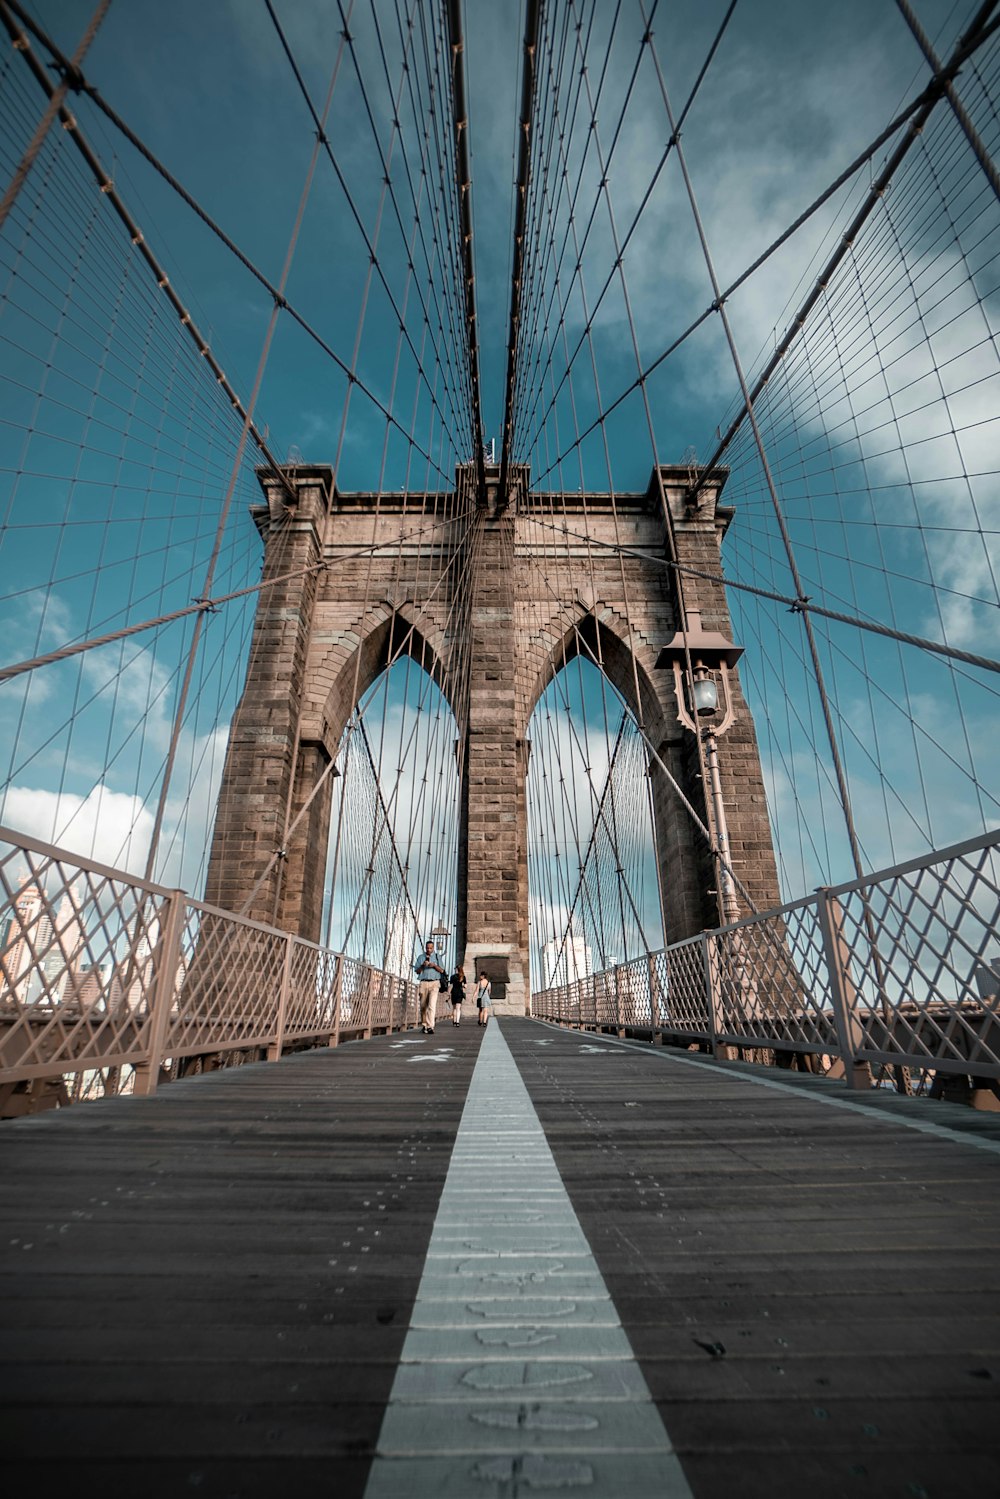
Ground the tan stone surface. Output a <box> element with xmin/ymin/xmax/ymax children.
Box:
<box><xmin>206</xmin><ymin>465</ymin><xmax>782</xmax><ymax>1008</ymax></box>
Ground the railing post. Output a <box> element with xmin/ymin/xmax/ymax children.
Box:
<box><xmin>816</xmin><ymin>886</ymin><xmax>870</xmax><ymax>1090</ymax></box>
<box><xmin>329</xmin><ymin>954</ymin><xmax>344</xmax><ymax>1047</ymax></box>
<box><xmin>702</xmin><ymin>932</ymin><xmax>728</xmax><ymax>1060</ymax></box>
<box><xmin>134</xmin><ymin>889</ymin><xmax>186</xmax><ymax>1098</ymax></box>
<box><xmin>267</xmin><ymin>934</ymin><xmax>294</xmax><ymax>1062</ymax></box>
<box><xmin>363</xmin><ymin>967</ymin><xmax>375</xmax><ymax>1040</ymax></box>
<box><xmin>647</xmin><ymin>954</ymin><xmax>661</xmax><ymax>1044</ymax></box>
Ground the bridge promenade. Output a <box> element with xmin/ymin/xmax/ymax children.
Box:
<box><xmin>2</xmin><ymin>1015</ymin><xmax>999</xmax><ymax>1498</ymax></box>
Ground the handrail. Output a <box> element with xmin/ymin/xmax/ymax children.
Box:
<box><xmin>0</xmin><ymin>825</ymin><xmax>419</xmax><ymax>1111</ymax></box>
<box><xmin>533</xmin><ymin>829</ymin><xmax>1000</xmax><ymax>1096</ymax></box>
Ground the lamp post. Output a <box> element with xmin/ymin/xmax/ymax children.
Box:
<box><xmin>430</xmin><ymin>918</ymin><xmax>450</xmax><ymax>961</ymax></box>
<box><xmin>656</xmin><ymin>612</ymin><xmax>757</xmax><ymax>1052</ymax></box>
<box><xmin>656</xmin><ymin>611</ymin><xmax>744</xmax><ymax>927</ymax></box>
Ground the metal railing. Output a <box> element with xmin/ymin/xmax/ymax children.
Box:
<box><xmin>0</xmin><ymin>825</ymin><xmax>419</xmax><ymax>1113</ymax></box>
<box><xmin>532</xmin><ymin>829</ymin><xmax>1000</xmax><ymax>1097</ymax></box>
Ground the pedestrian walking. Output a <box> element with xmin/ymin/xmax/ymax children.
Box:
<box><xmin>414</xmin><ymin>940</ymin><xmax>446</xmax><ymax>1033</ymax></box>
<box><xmin>450</xmin><ymin>965</ymin><xmax>466</xmax><ymax>1025</ymax></box>
<box><xmin>474</xmin><ymin>971</ymin><xmax>492</xmax><ymax>1026</ymax></box>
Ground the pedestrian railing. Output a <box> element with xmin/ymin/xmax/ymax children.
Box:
<box><xmin>533</xmin><ymin>829</ymin><xmax>1000</xmax><ymax>1095</ymax></box>
<box><xmin>0</xmin><ymin>824</ymin><xmax>418</xmax><ymax>1112</ymax></box>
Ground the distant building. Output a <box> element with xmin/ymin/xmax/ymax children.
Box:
<box><xmin>42</xmin><ymin>885</ymin><xmax>88</xmax><ymax>1002</ymax></box>
<box><xmin>1</xmin><ymin>883</ymin><xmax>53</xmax><ymax>1005</ymax></box>
<box><xmin>541</xmin><ymin>934</ymin><xmax>591</xmax><ymax>989</ymax></box>
<box><xmin>975</xmin><ymin>956</ymin><xmax>1000</xmax><ymax>1001</ymax></box>
<box><xmin>383</xmin><ymin>903</ymin><xmax>418</xmax><ymax>977</ymax></box>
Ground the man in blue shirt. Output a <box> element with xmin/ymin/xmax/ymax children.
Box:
<box><xmin>414</xmin><ymin>940</ymin><xmax>446</xmax><ymax>1033</ymax></box>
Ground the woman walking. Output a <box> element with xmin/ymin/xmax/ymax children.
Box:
<box><xmin>449</xmin><ymin>966</ymin><xmax>466</xmax><ymax>1025</ymax></box>
<box><xmin>474</xmin><ymin>971</ymin><xmax>492</xmax><ymax>1026</ymax></box>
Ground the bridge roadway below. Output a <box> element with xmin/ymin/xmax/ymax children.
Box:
<box><xmin>1</xmin><ymin>1016</ymin><xmax>999</xmax><ymax>1497</ymax></box>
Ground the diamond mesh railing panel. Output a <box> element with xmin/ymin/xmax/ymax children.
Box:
<box><xmin>284</xmin><ymin>941</ymin><xmax>339</xmax><ymax>1041</ymax></box>
<box><xmin>713</xmin><ymin>902</ymin><xmax>838</xmax><ymax>1055</ymax></box>
<box><xmin>371</xmin><ymin>969</ymin><xmax>392</xmax><ymax>1031</ymax></box>
<box><xmin>165</xmin><ymin>903</ymin><xmax>287</xmax><ymax>1057</ymax></box>
<box><xmin>656</xmin><ymin>940</ymin><xmax>712</xmax><ymax>1039</ymax></box>
<box><xmin>0</xmin><ymin>830</ymin><xmax>172</xmax><ymax>1080</ymax></box>
<box><xmin>0</xmin><ymin>827</ymin><xmax>418</xmax><ymax>1098</ymax></box>
<box><xmin>337</xmin><ymin>956</ymin><xmax>373</xmax><ymax>1034</ymax></box>
<box><xmin>531</xmin><ymin>830</ymin><xmax>1000</xmax><ymax>1087</ymax></box>
<box><xmin>614</xmin><ymin>958</ymin><xmax>653</xmax><ymax>1027</ymax></box>
<box><xmin>834</xmin><ymin>840</ymin><xmax>1000</xmax><ymax>1076</ymax></box>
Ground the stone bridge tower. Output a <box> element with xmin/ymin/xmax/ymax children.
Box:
<box><xmin>204</xmin><ymin>463</ymin><xmax>782</xmax><ymax>1013</ymax></box>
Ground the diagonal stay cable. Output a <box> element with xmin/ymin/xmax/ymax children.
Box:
<box><xmin>530</xmin><ymin>7</ymin><xmax>1000</xmax><ymax>487</ymax></box>
<box><xmin>1</xmin><ymin>0</ymin><xmax>453</xmax><ymax>484</ymax></box>
<box><xmin>896</xmin><ymin>0</ymin><xmax>1000</xmax><ymax>203</ymax></box>
<box><xmin>521</xmin><ymin>515</ymin><xmax>1000</xmax><ymax>676</ymax></box>
<box><xmin>264</xmin><ymin>0</ymin><xmax>468</xmax><ymax>465</ymax></box>
<box><xmin>0</xmin><ymin>518</ymin><xmax>459</xmax><ymax>683</ymax></box>
<box><xmin>0</xmin><ymin>0</ymin><xmax>110</xmax><ymax>232</ymax></box>
<box><xmin>338</xmin><ymin>0</ymin><xmax>474</xmax><ymax>455</ymax></box>
<box><xmin>498</xmin><ymin>0</ymin><xmax>543</xmax><ymax>508</ymax></box>
<box><xmin>444</xmin><ymin>0</ymin><xmax>486</xmax><ymax>491</ymax></box>
<box><xmin>692</xmin><ymin>0</ymin><xmax>1000</xmax><ymax>498</ymax></box>
<box><xmin>0</xmin><ymin>1</ymin><xmax>299</xmax><ymax>498</ymax></box>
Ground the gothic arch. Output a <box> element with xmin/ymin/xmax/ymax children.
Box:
<box><xmin>304</xmin><ymin>599</ymin><xmax>458</xmax><ymax>755</ymax></box>
<box><xmin>522</xmin><ymin>601</ymin><xmax>671</xmax><ymax>745</ymax></box>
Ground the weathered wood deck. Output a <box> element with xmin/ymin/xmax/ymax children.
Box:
<box><xmin>1</xmin><ymin>1016</ymin><xmax>998</xmax><ymax>1497</ymax></box>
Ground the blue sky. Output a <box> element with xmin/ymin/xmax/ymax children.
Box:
<box><xmin>1</xmin><ymin>0</ymin><xmax>998</xmax><ymax>963</ymax></box>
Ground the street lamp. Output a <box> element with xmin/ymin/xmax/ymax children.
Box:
<box><xmin>430</xmin><ymin>918</ymin><xmax>450</xmax><ymax>957</ymax></box>
<box><xmin>656</xmin><ymin>611</ymin><xmax>744</xmax><ymax>926</ymax></box>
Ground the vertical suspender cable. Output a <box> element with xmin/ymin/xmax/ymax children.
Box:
<box><xmin>498</xmin><ymin>0</ymin><xmax>543</xmax><ymax>510</ymax></box>
<box><xmin>445</xmin><ymin>0</ymin><xmax>486</xmax><ymax>495</ymax></box>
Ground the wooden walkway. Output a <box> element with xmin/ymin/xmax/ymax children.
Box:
<box><xmin>1</xmin><ymin>1017</ymin><xmax>999</xmax><ymax>1497</ymax></box>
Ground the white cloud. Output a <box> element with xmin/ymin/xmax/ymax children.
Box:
<box><xmin>2</xmin><ymin>783</ymin><xmax>154</xmax><ymax>873</ymax></box>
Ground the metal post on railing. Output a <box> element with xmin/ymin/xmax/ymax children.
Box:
<box><xmin>363</xmin><ymin>967</ymin><xmax>376</xmax><ymax>1040</ymax></box>
<box><xmin>267</xmin><ymin>934</ymin><xmax>294</xmax><ymax>1062</ymax></box>
<box><xmin>701</xmin><ymin>933</ymin><xmax>717</xmax><ymax>1053</ymax></box>
<box><xmin>702</xmin><ymin>932</ymin><xmax>732</xmax><ymax>1060</ymax></box>
<box><xmin>134</xmin><ymin>889</ymin><xmax>186</xmax><ymax>1097</ymax></box>
<box><xmin>816</xmin><ymin>886</ymin><xmax>871</xmax><ymax>1091</ymax></box>
<box><xmin>329</xmin><ymin>954</ymin><xmax>344</xmax><ymax>1047</ymax></box>
<box><xmin>647</xmin><ymin>954</ymin><xmax>661</xmax><ymax>1045</ymax></box>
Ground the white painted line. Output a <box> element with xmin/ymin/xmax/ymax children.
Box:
<box><xmin>364</xmin><ymin>1020</ymin><xmax>693</xmax><ymax>1498</ymax></box>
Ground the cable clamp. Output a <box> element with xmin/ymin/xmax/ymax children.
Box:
<box><xmin>276</xmin><ymin>847</ymin><xmax>288</xmax><ymax>861</ymax></box>
<box><xmin>272</xmin><ymin>292</ymin><xmax>287</xmax><ymax>310</ymax></box>
<box><xmin>55</xmin><ymin>61</ymin><xmax>85</xmax><ymax>92</ymax></box>
<box><xmin>193</xmin><ymin>596</ymin><xmax>219</xmax><ymax>614</ymax></box>
<box><xmin>790</xmin><ymin>596</ymin><xmax>811</xmax><ymax>614</ymax></box>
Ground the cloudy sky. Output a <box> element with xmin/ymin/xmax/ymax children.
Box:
<box><xmin>1</xmin><ymin>0</ymin><xmax>997</xmax><ymax>963</ymax></box>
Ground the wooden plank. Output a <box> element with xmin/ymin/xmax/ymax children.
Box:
<box><xmin>0</xmin><ymin>1026</ymin><xmax>484</xmax><ymax>1493</ymax></box>
<box><xmin>507</xmin><ymin>1020</ymin><xmax>1000</xmax><ymax>1499</ymax></box>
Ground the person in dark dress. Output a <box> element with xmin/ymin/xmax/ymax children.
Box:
<box><xmin>450</xmin><ymin>965</ymin><xmax>466</xmax><ymax>1025</ymax></box>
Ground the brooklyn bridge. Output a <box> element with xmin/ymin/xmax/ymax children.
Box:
<box><xmin>1</xmin><ymin>0</ymin><xmax>999</xmax><ymax>1493</ymax></box>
